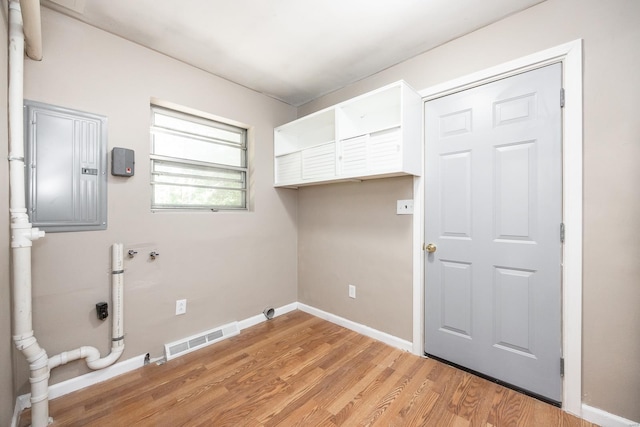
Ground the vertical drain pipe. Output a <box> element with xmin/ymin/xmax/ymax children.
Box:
<box><xmin>8</xmin><ymin>1</ymin><xmax>50</xmax><ymax>426</ymax></box>
<box><xmin>48</xmin><ymin>244</ymin><xmax>126</xmax><ymax>371</ymax></box>
<box><xmin>8</xmin><ymin>2</ymin><xmax>124</xmax><ymax>424</ymax></box>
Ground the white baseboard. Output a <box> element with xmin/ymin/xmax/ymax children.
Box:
<box><xmin>50</xmin><ymin>353</ymin><xmax>148</xmax><ymax>400</ymax></box>
<box><xmin>12</xmin><ymin>353</ymin><xmax>147</xmax><ymax>427</ymax></box>
<box><xmin>237</xmin><ymin>302</ymin><xmax>298</xmax><ymax>331</ymax></box>
<box><xmin>297</xmin><ymin>303</ymin><xmax>413</xmax><ymax>352</ymax></box>
<box><xmin>582</xmin><ymin>404</ymin><xmax>640</xmax><ymax>427</ymax></box>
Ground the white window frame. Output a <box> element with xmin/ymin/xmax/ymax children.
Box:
<box><xmin>150</xmin><ymin>105</ymin><xmax>248</xmax><ymax>211</ymax></box>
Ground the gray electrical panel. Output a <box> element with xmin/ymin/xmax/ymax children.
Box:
<box><xmin>24</xmin><ymin>100</ymin><xmax>108</xmax><ymax>232</ymax></box>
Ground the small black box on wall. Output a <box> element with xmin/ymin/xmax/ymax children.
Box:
<box><xmin>112</xmin><ymin>147</ymin><xmax>135</xmax><ymax>177</ymax></box>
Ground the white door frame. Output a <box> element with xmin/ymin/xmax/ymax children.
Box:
<box><xmin>412</xmin><ymin>39</ymin><xmax>583</xmax><ymax>416</ymax></box>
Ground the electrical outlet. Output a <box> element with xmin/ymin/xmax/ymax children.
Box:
<box><xmin>348</xmin><ymin>285</ymin><xmax>356</xmax><ymax>299</ymax></box>
<box><xmin>175</xmin><ymin>299</ymin><xmax>187</xmax><ymax>315</ymax></box>
<box><xmin>397</xmin><ymin>199</ymin><xmax>414</xmax><ymax>215</ymax></box>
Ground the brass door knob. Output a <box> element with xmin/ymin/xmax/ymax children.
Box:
<box><xmin>425</xmin><ymin>243</ymin><xmax>437</xmax><ymax>253</ymax></box>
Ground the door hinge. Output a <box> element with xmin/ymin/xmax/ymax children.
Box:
<box><xmin>560</xmin><ymin>358</ymin><xmax>565</xmax><ymax>377</ymax></box>
<box><xmin>560</xmin><ymin>88</ymin><xmax>565</xmax><ymax>108</ymax></box>
<box><xmin>560</xmin><ymin>223</ymin><xmax>565</xmax><ymax>243</ymax></box>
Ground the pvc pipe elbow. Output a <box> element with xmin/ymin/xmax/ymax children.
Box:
<box><xmin>86</xmin><ymin>345</ymin><xmax>124</xmax><ymax>370</ymax></box>
<box><xmin>81</xmin><ymin>346</ymin><xmax>100</xmax><ymax>364</ymax></box>
<box><xmin>20</xmin><ymin>0</ymin><xmax>43</xmax><ymax>61</ymax></box>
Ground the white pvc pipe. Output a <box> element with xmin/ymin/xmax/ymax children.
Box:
<box><xmin>9</xmin><ymin>2</ymin><xmax>123</xmax><ymax>424</ymax></box>
<box><xmin>48</xmin><ymin>244</ymin><xmax>126</xmax><ymax>371</ymax></box>
<box><xmin>20</xmin><ymin>0</ymin><xmax>42</xmax><ymax>61</ymax></box>
<box><xmin>8</xmin><ymin>0</ymin><xmax>26</xmax><ymax>213</ymax></box>
<box><xmin>9</xmin><ymin>2</ymin><xmax>49</xmax><ymax>426</ymax></box>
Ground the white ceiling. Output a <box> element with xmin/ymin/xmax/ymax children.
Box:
<box><xmin>41</xmin><ymin>0</ymin><xmax>544</xmax><ymax>106</ymax></box>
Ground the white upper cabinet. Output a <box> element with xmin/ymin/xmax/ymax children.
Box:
<box><xmin>274</xmin><ymin>81</ymin><xmax>422</xmax><ymax>187</ymax></box>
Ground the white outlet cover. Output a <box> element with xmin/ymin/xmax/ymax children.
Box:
<box><xmin>397</xmin><ymin>199</ymin><xmax>414</xmax><ymax>215</ymax></box>
<box><xmin>176</xmin><ymin>299</ymin><xmax>187</xmax><ymax>315</ymax></box>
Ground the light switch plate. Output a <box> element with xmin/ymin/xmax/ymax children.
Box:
<box><xmin>348</xmin><ymin>284</ymin><xmax>356</xmax><ymax>299</ymax></box>
<box><xmin>397</xmin><ymin>199</ymin><xmax>414</xmax><ymax>215</ymax></box>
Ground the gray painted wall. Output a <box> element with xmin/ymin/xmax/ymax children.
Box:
<box><xmin>3</xmin><ymin>1</ymin><xmax>639</xmax><ymax>424</ymax></box>
<box><xmin>299</xmin><ymin>176</ymin><xmax>414</xmax><ymax>342</ymax></box>
<box><xmin>299</xmin><ymin>0</ymin><xmax>640</xmax><ymax>421</ymax></box>
<box><xmin>9</xmin><ymin>7</ymin><xmax>298</xmax><ymax>393</ymax></box>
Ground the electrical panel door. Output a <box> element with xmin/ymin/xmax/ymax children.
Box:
<box><xmin>24</xmin><ymin>101</ymin><xmax>107</xmax><ymax>232</ymax></box>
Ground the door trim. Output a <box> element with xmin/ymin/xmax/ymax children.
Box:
<box><xmin>412</xmin><ymin>39</ymin><xmax>583</xmax><ymax>416</ymax></box>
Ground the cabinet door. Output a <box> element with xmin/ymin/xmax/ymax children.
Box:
<box><xmin>368</xmin><ymin>127</ymin><xmax>402</xmax><ymax>172</ymax></box>
<box><xmin>275</xmin><ymin>152</ymin><xmax>302</xmax><ymax>184</ymax></box>
<box><xmin>339</xmin><ymin>135</ymin><xmax>367</xmax><ymax>176</ymax></box>
<box><xmin>302</xmin><ymin>143</ymin><xmax>335</xmax><ymax>181</ymax></box>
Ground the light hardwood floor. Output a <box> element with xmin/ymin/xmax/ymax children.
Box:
<box><xmin>19</xmin><ymin>310</ymin><xmax>597</xmax><ymax>426</ymax></box>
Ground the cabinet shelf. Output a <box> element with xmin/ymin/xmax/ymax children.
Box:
<box><xmin>274</xmin><ymin>108</ymin><xmax>335</xmax><ymax>157</ymax></box>
<box><xmin>274</xmin><ymin>80</ymin><xmax>421</xmax><ymax>187</ymax></box>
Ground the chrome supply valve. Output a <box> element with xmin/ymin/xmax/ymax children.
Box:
<box><xmin>127</xmin><ymin>249</ymin><xmax>138</xmax><ymax>258</ymax></box>
<box><xmin>149</xmin><ymin>251</ymin><xmax>160</xmax><ymax>260</ymax></box>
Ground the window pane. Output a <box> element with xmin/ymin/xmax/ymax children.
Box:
<box><xmin>153</xmin><ymin>133</ymin><xmax>243</xmax><ymax>167</ymax></box>
<box><xmin>153</xmin><ymin>169</ymin><xmax>244</xmax><ymax>188</ymax></box>
<box><xmin>150</xmin><ymin>105</ymin><xmax>247</xmax><ymax>210</ymax></box>
<box><xmin>153</xmin><ymin>184</ymin><xmax>245</xmax><ymax>208</ymax></box>
<box><xmin>153</xmin><ymin>161</ymin><xmax>242</xmax><ymax>181</ymax></box>
<box><xmin>153</xmin><ymin>175</ymin><xmax>244</xmax><ymax>189</ymax></box>
<box><xmin>154</xmin><ymin>112</ymin><xmax>243</xmax><ymax>145</ymax></box>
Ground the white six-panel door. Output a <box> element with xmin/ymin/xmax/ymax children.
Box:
<box><xmin>424</xmin><ymin>63</ymin><xmax>562</xmax><ymax>402</ymax></box>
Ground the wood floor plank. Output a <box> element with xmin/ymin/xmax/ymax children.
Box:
<box><xmin>400</xmin><ymin>387</ymin><xmax>443</xmax><ymax>426</ymax></box>
<box><xmin>463</xmin><ymin>378</ymin><xmax>502</xmax><ymax>427</ymax></box>
<box><xmin>421</xmin><ymin>364</ymin><xmax>467</xmax><ymax>424</ymax></box>
<box><xmin>252</xmin><ymin>366</ymin><xmax>326</xmax><ymax>424</ymax></box>
<box><xmin>357</xmin><ymin>373</ymin><xmax>413</xmax><ymax>426</ymax></box>
<box><xmin>329</xmin><ymin>366</ymin><xmax>397</xmax><ymax>425</ymax></box>
<box><xmin>325</xmin><ymin>359</ymin><xmax>388</xmax><ymax>415</ymax></box>
<box><xmin>274</xmin><ymin>397</ymin><xmax>334</xmax><ymax>427</ymax></box>
<box><xmin>369</xmin><ymin>358</ymin><xmax>437</xmax><ymax>426</ymax></box>
<box><xmin>18</xmin><ymin>311</ymin><xmax>598</xmax><ymax>427</ymax></box>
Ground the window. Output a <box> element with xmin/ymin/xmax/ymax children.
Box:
<box><xmin>150</xmin><ymin>106</ymin><xmax>247</xmax><ymax>210</ymax></box>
